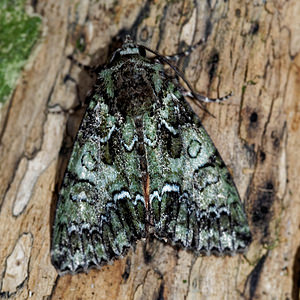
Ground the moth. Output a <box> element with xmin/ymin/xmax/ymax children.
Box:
<box><xmin>51</xmin><ymin>36</ymin><xmax>251</xmax><ymax>275</ymax></box>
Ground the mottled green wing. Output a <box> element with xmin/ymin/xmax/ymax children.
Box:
<box><xmin>51</xmin><ymin>96</ymin><xmax>146</xmax><ymax>274</ymax></box>
<box><xmin>145</xmin><ymin>84</ymin><xmax>251</xmax><ymax>254</ymax></box>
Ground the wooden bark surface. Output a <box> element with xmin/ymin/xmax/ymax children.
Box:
<box><xmin>0</xmin><ymin>0</ymin><xmax>299</xmax><ymax>299</ymax></box>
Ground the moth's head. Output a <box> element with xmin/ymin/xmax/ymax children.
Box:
<box><xmin>109</xmin><ymin>35</ymin><xmax>146</xmax><ymax>64</ymax></box>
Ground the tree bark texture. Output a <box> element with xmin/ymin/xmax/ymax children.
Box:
<box><xmin>0</xmin><ymin>1</ymin><xmax>299</xmax><ymax>299</ymax></box>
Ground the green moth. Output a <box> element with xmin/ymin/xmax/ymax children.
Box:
<box><xmin>51</xmin><ymin>36</ymin><xmax>251</xmax><ymax>275</ymax></box>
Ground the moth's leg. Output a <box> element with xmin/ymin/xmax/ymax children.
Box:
<box><xmin>156</xmin><ymin>39</ymin><xmax>205</xmax><ymax>62</ymax></box>
<box><xmin>47</xmin><ymin>74</ymin><xmax>83</xmax><ymax>114</ymax></box>
<box><xmin>60</xmin><ymin>73</ymin><xmax>90</xmax><ymax>109</ymax></box>
<box><xmin>181</xmin><ymin>89</ymin><xmax>233</xmax><ymax>103</ymax></box>
<box><xmin>64</xmin><ymin>54</ymin><xmax>104</xmax><ymax>107</ymax></box>
<box><xmin>67</xmin><ymin>54</ymin><xmax>101</xmax><ymax>76</ymax></box>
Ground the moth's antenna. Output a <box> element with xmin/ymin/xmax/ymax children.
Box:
<box><xmin>139</xmin><ymin>44</ymin><xmax>215</xmax><ymax>118</ymax></box>
<box><xmin>164</xmin><ymin>38</ymin><xmax>205</xmax><ymax>62</ymax></box>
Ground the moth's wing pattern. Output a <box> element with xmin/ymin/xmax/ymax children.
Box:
<box><xmin>51</xmin><ymin>37</ymin><xmax>251</xmax><ymax>275</ymax></box>
<box><xmin>146</xmin><ymin>83</ymin><xmax>251</xmax><ymax>254</ymax></box>
<box><xmin>51</xmin><ymin>96</ymin><xmax>146</xmax><ymax>274</ymax></box>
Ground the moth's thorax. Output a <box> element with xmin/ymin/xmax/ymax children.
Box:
<box><xmin>102</xmin><ymin>57</ymin><xmax>162</xmax><ymax>117</ymax></box>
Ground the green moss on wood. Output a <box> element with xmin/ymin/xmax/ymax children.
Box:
<box><xmin>0</xmin><ymin>0</ymin><xmax>41</xmax><ymax>105</ymax></box>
